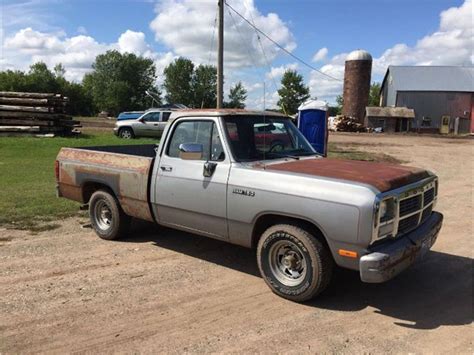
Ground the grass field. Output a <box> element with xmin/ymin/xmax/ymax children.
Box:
<box><xmin>0</xmin><ymin>132</ymin><xmax>157</xmax><ymax>230</ymax></box>
<box><xmin>0</xmin><ymin>130</ymin><xmax>398</xmax><ymax>231</ymax></box>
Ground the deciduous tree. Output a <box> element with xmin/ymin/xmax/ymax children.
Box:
<box><xmin>163</xmin><ymin>57</ymin><xmax>194</xmax><ymax>106</ymax></box>
<box><xmin>225</xmin><ymin>81</ymin><xmax>247</xmax><ymax>109</ymax></box>
<box><xmin>83</xmin><ymin>50</ymin><xmax>157</xmax><ymax>115</ymax></box>
<box><xmin>191</xmin><ymin>64</ymin><xmax>217</xmax><ymax>108</ymax></box>
<box><xmin>277</xmin><ymin>70</ymin><xmax>310</xmax><ymax>115</ymax></box>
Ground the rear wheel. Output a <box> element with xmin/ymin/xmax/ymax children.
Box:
<box><xmin>89</xmin><ymin>190</ymin><xmax>130</xmax><ymax>240</ymax></box>
<box><xmin>257</xmin><ymin>224</ymin><xmax>333</xmax><ymax>302</ymax></box>
<box><xmin>119</xmin><ymin>127</ymin><xmax>134</xmax><ymax>139</ymax></box>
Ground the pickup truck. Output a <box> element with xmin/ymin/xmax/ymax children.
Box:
<box><xmin>56</xmin><ymin>109</ymin><xmax>443</xmax><ymax>302</ymax></box>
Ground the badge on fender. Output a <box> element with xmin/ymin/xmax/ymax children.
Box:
<box><xmin>233</xmin><ymin>188</ymin><xmax>255</xmax><ymax>197</ymax></box>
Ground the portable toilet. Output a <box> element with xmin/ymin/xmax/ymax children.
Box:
<box><xmin>297</xmin><ymin>99</ymin><xmax>328</xmax><ymax>156</ymax></box>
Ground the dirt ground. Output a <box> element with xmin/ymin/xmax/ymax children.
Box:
<box><xmin>1</xmin><ymin>133</ymin><xmax>472</xmax><ymax>354</ymax></box>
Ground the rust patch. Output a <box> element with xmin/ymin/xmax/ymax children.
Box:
<box><xmin>265</xmin><ymin>159</ymin><xmax>430</xmax><ymax>192</ymax></box>
<box><xmin>58</xmin><ymin>183</ymin><xmax>83</xmax><ymax>202</ymax></box>
<box><xmin>120</xmin><ymin>198</ymin><xmax>154</xmax><ymax>222</ymax></box>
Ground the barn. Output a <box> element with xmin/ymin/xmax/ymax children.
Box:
<box><xmin>379</xmin><ymin>66</ymin><xmax>474</xmax><ymax>134</ymax></box>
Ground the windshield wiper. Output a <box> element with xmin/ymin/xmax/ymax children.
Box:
<box><xmin>266</xmin><ymin>152</ymin><xmax>301</xmax><ymax>160</ymax></box>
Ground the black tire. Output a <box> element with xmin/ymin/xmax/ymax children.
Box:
<box><xmin>119</xmin><ymin>127</ymin><xmax>134</xmax><ymax>139</ymax></box>
<box><xmin>88</xmin><ymin>190</ymin><xmax>130</xmax><ymax>240</ymax></box>
<box><xmin>257</xmin><ymin>224</ymin><xmax>333</xmax><ymax>302</ymax></box>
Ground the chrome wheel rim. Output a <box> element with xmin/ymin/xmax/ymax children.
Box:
<box><xmin>121</xmin><ymin>130</ymin><xmax>132</xmax><ymax>139</ymax></box>
<box><xmin>268</xmin><ymin>238</ymin><xmax>307</xmax><ymax>287</ymax></box>
<box><xmin>94</xmin><ymin>200</ymin><xmax>112</xmax><ymax>231</ymax></box>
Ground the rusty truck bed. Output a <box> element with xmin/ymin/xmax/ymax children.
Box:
<box><xmin>56</xmin><ymin>145</ymin><xmax>156</xmax><ymax>222</ymax></box>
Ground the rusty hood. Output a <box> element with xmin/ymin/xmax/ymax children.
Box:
<box><xmin>264</xmin><ymin>158</ymin><xmax>431</xmax><ymax>192</ymax></box>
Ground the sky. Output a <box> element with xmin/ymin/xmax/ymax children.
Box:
<box><xmin>0</xmin><ymin>0</ymin><xmax>472</xmax><ymax>108</ymax></box>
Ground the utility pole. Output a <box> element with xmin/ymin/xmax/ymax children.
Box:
<box><xmin>217</xmin><ymin>0</ymin><xmax>224</xmax><ymax>108</ymax></box>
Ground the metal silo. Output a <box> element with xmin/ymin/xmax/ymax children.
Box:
<box><xmin>342</xmin><ymin>50</ymin><xmax>372</xmax><ymax>124</ymax></box>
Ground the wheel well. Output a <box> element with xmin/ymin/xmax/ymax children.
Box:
<box><xmin>251</xmin><ymin>214</ymin><xmax>330</xmax><ymax>250</ymax></box>
<box><xmin>119</xmin><ymin>126</ymin><xmax>133</xmax><ymax>133</ymax></box>
<box><xmin>82</xmin><ymin>182</ymin><xmax>115</xmax><ymax>204</ymax></box>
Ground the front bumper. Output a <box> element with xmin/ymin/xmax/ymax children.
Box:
<box><xmin>113</xmin><ymin>127</ymin><xmax>119</xmax><ymax>136</ymax></box>
<box><xmin>360</xmin><ymin>211</ymin><xmax>443</xmax><ymax>283</ymax></box>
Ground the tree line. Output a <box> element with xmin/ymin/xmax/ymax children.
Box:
<box><xmin>0</xmin><ymin>51</ymin><xmax>249</xmax><ymax>116</ymax></box>
<box><xmin>0</xmin><ymin>49</ymin><xmax>380</xmax><ymax>117</ymax></box>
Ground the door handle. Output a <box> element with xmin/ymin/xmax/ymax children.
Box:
<box><xmin>160</xmin><ymin>165</ymin><xmax>173</xmax><ymax>172</ymax></box>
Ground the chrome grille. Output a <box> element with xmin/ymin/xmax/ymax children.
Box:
<box><xmin>396</xmin><ymin>180</ymin><xmax>437</xmax><ymax>236</ymax></box>
<box><xmin>399</xmin><ymin>195</ymin><xmax>422</xmax><ymax>217</ymax></box>
<box><xmin>372</xmin><ymin>178</ymin><xmax>438</xmax><ymax>243</ymax></box>
<box><xmin>421</xmin><ymin>205</ymin><xmax>433</xmax><ymax>222</ymax></box>
<box><xmin>424</xmin><ymin>188</ymin><xmax>435</xmax><ymax>206</ymax></box>
<box><xmin>398</xmin><ymin>213</ymin><xmax>420</xmax><ymax>234</ymax></box>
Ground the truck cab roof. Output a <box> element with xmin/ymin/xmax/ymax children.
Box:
<box><xmin>168</xmin><ymin>109</ymin><xmax>289</xmax><ymax>123</ymax></box>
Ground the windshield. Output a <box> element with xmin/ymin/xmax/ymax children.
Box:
<box><xmin>223</xmin><ymin>115</ymin><xmax>317</xmax><ymax>162</ymax></box>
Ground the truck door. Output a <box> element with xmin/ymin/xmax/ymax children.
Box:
<box><xmin>153</xmin><ymin>118</ymin><xmax>230</xmax><ymax>239</ymax></box>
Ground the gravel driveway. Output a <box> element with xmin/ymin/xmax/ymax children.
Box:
<box><xmin>1</xmin><ymin>133</ymin><xmax>472</xmax><ymax>353</ymax></box>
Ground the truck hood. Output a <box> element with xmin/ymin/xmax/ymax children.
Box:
<box><xmin>264</xmin><ymin>158</ymin><xmax>430</xmax><ymax>192</ymax></box>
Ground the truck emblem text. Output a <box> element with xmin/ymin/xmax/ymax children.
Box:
<box><xmin>232</xmin><ymin>188</ymin><xmax>255</xmax><ymax>197</ymax></box>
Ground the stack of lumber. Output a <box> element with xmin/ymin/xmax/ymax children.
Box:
<box><xmin>334</xmin><ymin>115</ymin><xmax>366</xmax><ymax>132</ymax></box>
<box><xmin>0</xmin><ymin>91</ymin><xmax>81</xmax><ymax>136</ymax></box>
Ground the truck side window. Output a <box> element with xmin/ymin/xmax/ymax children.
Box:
<box><xmin>167</xmin><ymin>121</ymin><xmax>212</xmax><ymax>159</ymax></box>
<box><xmin>167</xmin><ymin>121</ymin><xmax>225</xmax><ymax>161</ymax></box>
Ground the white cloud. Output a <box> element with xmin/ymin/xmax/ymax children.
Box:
<box><xmin>118</xmin><ymin>30</ymin><xmax>149</xmax><ymax>56</ymax></box>
<box><xmin>2</xmin><ymin>27</ymin><xmax>174</xmax><ymax>83</ymax></box>
<box><xmin>265</xmin><ymin>63</ymin><xmax>298</xmax><ymax>80</ymax></box>
<box><xmin>312</xmin><ymin>47</ymin><xmax>328</xmax><ymax>62</ymax></box>
<box><xmin>149</xmin><ymin>0</ymin><xmax>296</xmax><ymax>69</ymax></box>
<box><xmin>373</xmin><ymin>0</ymin><xmax>473</xmax><ymax>74</ymax></box>
<box><xmin>5</xmin><ymin>27</ymin><xmax>64</xmax><ymax>54</ymax></box>
<box><xmin>310</xmin><ymin>0</ymin><xmax>473</xmax><ymax>103</ymax></box>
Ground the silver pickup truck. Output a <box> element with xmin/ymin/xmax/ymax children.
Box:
<box><xmin>56</xmin><ymin>109</ymin><xmax>443</xmax><ymax>302</ymax></box>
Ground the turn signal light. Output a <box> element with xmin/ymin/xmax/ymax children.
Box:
<box><xmin>338</xmin><ymin>249</ymin><xmax>358</xmax><ymax>258</ymax></box>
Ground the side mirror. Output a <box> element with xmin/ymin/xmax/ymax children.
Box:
<box><xmin>179</xmin><ymin>143</ymin><xmax>203</xmax><ymax>160</ymax></box>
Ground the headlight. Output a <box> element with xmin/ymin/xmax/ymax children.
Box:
<box><xmin>380</xmin><ymin>198</ymin><xmax>395</xmax><ymax>222</ymax></box>
<box><xmin>373</xmin><ymin>197</ymin><xmax>397</xmax><ymax>241</ymax></box>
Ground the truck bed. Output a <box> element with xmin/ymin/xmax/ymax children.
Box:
<box><xmin>56</xmin><ymin>145</ymin><xmax>156</xmax><ymax>222</ymax></box>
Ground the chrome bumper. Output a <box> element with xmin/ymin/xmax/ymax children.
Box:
<box><xmin>360</xmin><ymin>211</ymin><xmax>443</xmax><ymax>283</ymax></box>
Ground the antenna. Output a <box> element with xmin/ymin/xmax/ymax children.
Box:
<box><xmin>145</xmin><ymin>90</ymin><xmax>162</xmax><ymax>107</ymax></box>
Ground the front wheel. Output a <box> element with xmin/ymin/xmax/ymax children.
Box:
<box><xmin>89</xmin><ymin>190</ymin><xmax>130</xmax><ymax>240</ymax></box>
<box><xmin>257</xmin><ymin>224</ymin><xmax>333</xmax><ymax>302</ymax></box>
<box><xmin>119</xmin><ymin>127</ymin><xmax>134</xmax><ymax>139</ymax></box>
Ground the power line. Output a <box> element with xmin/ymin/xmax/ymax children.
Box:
<box><xmin>207</xmin><ymin>7</ymin><xmax>218</xmax><ymax>65</ymax></box>
<box><xmin>225</xmin><ymin>1</ymin><xmax>343</xmax><ymax>82</ymax></box>
<box><xmin>239</xmin><ymin>2</ymin><xmax>286</xmax><ymax>114</ymax></box>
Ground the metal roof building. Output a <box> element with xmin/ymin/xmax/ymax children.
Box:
<box><xmin>380</xmin><ymin>66</ymin><xmax>474</xmax><ymax>134</ymax></box>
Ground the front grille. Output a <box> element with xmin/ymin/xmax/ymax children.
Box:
<box><xmin>374</xmin><ymin>179</ymin><xmax>438</xmax><ymax>243</ymax></box>
<box><xmin>398</xmin><ymin>214</ymin><xmax>420</xmax><ymax>234</ymax></box>
<box><xmin>424</xmin><ymin>188</ymin><xmax>435</xmax><ymax>206</ymax></box>
<box><xmin>399</xmin><ymin>195</ymin><xmax>422</xmax><ymax>217</ymax></box>
<box><xmin>421</xmin><ymin>205</ymin><xmax>433</xmax><ymax>222</ymax></box>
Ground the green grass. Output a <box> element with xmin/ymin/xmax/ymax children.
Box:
<box><xmin>0</xmin><ymin>132</ymin><xmax>158</xmax><ymax>230</ymax></box>
<box><xmin>0</xmin><ymin>134</ymin><xmax>399</xmax><ymax>231</ymax></box>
